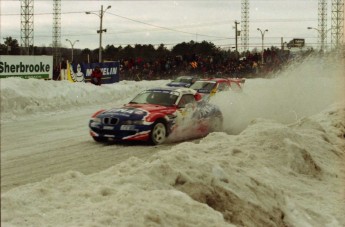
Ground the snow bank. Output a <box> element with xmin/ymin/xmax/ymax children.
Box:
<box><xmin>1</xmin><ymin>56</ymin><xmax>344</xmax><ymax>226</ymax></box>
<box><xmin>1</xmin><ymin>102</ymin><xmax>344</xmax><ymax>227</ymax></box>
<box><xmin>0</xmin><ymin>78</ymin><xmax>168</xmax><ymax>121</ymax></box>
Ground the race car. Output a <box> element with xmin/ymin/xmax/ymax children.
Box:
<box><xmin>228</xmin><ymin>78</ymin><xmax>245</xmax><ymax>91</ymax></box>
<box><xmin>190</xmin><ymin>77</ymin><xmax>245</xmax><ymax>100</ymax></box>
<box><xmin>166</xmin><ymin>76</ymin><xmax>199</xmax><ymax>88</ymax></box>
<box><xmin>89</xmin><ymin>87</ymin><xmax>223</xmax><ymax>145</ymax></box>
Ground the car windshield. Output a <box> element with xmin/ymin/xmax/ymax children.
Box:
<box><xmin>129</xmin><ymin>90</ymin><xmax>179</xmax><ymax>106</ymax></box>
<box><xmin>173</xmin><ymin>76</ymin><xmax>192</xmax><ymax>83</ymax></box>
<box><xmin>190</xmin><ymin>81</ymin><xmax>216</xmax><ymax>93</ymax></box>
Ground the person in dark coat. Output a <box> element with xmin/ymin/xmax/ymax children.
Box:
<box><xmin>91</xmin><ymin>66</ymin><xmax>102</xmax><ymax>86</ymax></box>
<box><xmin>60</xmin><ymin>58</ymin><xmax>68</xmax><ymax>80</ymax></box>
<box><xmin>53</xmin><ymin>65</ymin><xmax>60</xmax><ymax>80</ymax></box>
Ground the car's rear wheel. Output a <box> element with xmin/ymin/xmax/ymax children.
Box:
<box><xmin>92</xmin><ymin>136</ymin><xmax>108</xmax><ymax>143</ymax></box>
<box><xmin>149</xmin><ymin>121</ymin><xmax>167</xmax><ymax>145</ymax></box>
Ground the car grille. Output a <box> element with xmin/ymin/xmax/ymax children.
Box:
<box><xmin>103</xmin><ymin>117</ymin><xmax>119</xmax><ymax>125</ymax></box>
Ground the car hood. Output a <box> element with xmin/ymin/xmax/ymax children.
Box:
<box><xmin>126</xmin><ymin>103</ymin><xmax>176</xmax><ymax>112</ymax></box>
<box><xmin>99</xmin><ymin>104</ymin><xmax>175</xmax><ymax>120</ymax></box>
<box><xmin>166</xmin><ymin>81</ymin><xmax>190</xmax><ymax>87</ymax></box>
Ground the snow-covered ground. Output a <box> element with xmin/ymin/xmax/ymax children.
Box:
<box><xmin>1</xmin><ymin>56</ymin><xmax>345</xmax><ymax>226</ymax></box>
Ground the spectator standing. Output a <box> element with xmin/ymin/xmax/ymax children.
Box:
<box><xmin>91</xmin><ymin>66</ymin><xmax>102</xmax><ymax>86</ymax></box>
<box><xmin>252</xmin><ymin>61</ymin><xmax>258</xmax><ymax>75</ymax></box>
<box><xmin>60</xmin><ymin>58</ymin><xmax>67</xmax><ymax>80</ymax></box>
<box><xmin>53</xmin><ymin>65</ymin><xmax>60</xmax><ymax>80</ymax></box>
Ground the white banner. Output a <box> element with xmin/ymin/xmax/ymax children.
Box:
<box><xmin>0</xmin><ymin>55</ymin><xmax>53</xmax><ymax>79</ymax></box>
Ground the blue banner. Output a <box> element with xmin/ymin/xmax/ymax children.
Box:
<box><xmin>69</xmin><ymin>62</ymin><xmax>120</xmax><ymax>84</ymax></box>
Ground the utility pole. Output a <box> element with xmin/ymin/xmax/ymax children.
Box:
<box><xmin>318</xmin><ymin>0</ymin><xmax>327</xmax><ymax>52</ymax></box>
<box><xmin>98</xmin><ymin>5</ymin><xmax>104</xmax><ymax>63</ymax></box>
<box><xmin>86</xmin><ymin>5</ymin><xmax>111</xmax><ymax>63</ymax></box>
<box><xmin>235</xmin><ymin>21</ymin><xmax>240</xmax><ymax>52</ymax></box>
<box><xmin>21</xmin><ymin>0</ymin><xmax>34</xmax><ymax>55</ymax></box>
<box><xmin>241</xmin><ymin>0</ymin><xmax>249</xmax><ymax>52</ymax></box>
<box><xmin>52</xmin><ymin>0</ymin><xmax>61</xmax><ymax>66</ymax></box>
<box><xmin>331</xmin><ymin>0</ymin><xmax>344</xmax><ymax>50</ymax></box>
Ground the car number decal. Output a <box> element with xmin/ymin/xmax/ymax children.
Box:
<box><xmin>103</xmin><ymin>126</ymin><xmax>114</xmax><ymax>130</ymax></box>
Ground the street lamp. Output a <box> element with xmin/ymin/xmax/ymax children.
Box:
<box><xmin>307</xmin><ymin>27</ymin><xmax>331</xmax><ymax>52</ymax></box>
<box><xmin>86</xmin><ymin>5</ymin><xmax>111</xmax><ymax>63</ymax></box>
<box><xmin>257</xmin><ymin>28</ymin><xmax>268</xmax><ymax>64</ymax></box>
<box><xmin>65</xmin><ymin>39</ymin><xmax>79</xmax><ymax>62</ymax></box>
<box><xmin>234</xmin><ymin>21</ymin><xmax>240</xmax><ymax>52</ymax></box>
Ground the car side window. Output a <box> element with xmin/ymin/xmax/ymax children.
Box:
<box><xmin>178</xmin><ymin>94</ymin><xmax>196</xmax><ymax>108</ymax></box>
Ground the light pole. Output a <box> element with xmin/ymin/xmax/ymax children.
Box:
<box><xmin>86</xmin><ymin>5</ymin><xmax>111</xmax><ymax>63</ymax></box>
<box><xmin>65</xmin><ymin>39</ymin><xmax>79</xmax><ymax>62</ymax></box>
<box><xmin>234</xmin><ymin>21</ymin><xmax>240</xmax><ymax>52</ymax></box>
<box><xmin>257</xmin><ymin>28</ymin><xmax>268</xmax><ymax>65</ymax></box>
<box><xmin>307</xmin><ymin>27</ymin><xmax>331</xmax><ymax>52</ymax></box>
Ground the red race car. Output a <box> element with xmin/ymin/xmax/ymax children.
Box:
<box><xmin>189</xmin><ymin>77</ymin><xmax>245</xmax><ymax>100</ymax></box>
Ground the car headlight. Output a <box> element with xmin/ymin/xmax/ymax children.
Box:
<box><xmin>122</xmin><ymin>120</ymin><xmax>145</xmax><ymax>125</ymax></box>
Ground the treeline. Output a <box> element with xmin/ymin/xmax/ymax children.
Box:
<box><xmin>1</xmin><ymin>36</ymin><xmax>252</xmax><ymax>65</ymax></box>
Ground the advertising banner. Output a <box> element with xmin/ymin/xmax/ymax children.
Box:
<box><xmin>287</xmin><ymin>38</ymin><xmax>305</xmax><ymax>49</ymax></box>
<box><xmin>68</xmin><ymin>61</ymin><xmax>119</xmax><ymax>84</ymax></box>
<box><xmin>0</xmin><ymin>55</ymin><xmax>53</xmax><ymax>79</ymax></box>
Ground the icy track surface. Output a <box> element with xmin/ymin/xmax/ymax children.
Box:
<box><xmin>1</xmin><ymin>56</ymin><xmax>345</xmax><ymax>227</ymax></box>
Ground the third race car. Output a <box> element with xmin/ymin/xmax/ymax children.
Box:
<box><xmin>189</xmin><ymin>77</ymin><xmax>245</xmax><ymax>100</ymax></box>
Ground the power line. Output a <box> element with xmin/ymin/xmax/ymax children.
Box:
<box><xmin>106</xmin><ymin>12</ymin><xmax>234</xmax><ymax>40</ymax></box>
<box><xmin>3</xmin><ymin>11</ymin><xmax>318</xmax><ymax>23</ymax></box>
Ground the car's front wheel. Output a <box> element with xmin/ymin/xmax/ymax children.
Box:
<box><xmin>149</xmin><ymin>121</ymin><xmax>167</xmax><ymax>145</ymax></box>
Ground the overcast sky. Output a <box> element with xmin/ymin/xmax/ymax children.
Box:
<box><xmin>0</xmin><ymin>0</ymin><xmax>340</xmax><ymax>51</ymax></box>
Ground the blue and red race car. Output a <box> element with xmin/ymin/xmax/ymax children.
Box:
<box><xmin>89</xmin><ymin>87</ymin><xmax>223</xmax><ymax>145</ymax></box>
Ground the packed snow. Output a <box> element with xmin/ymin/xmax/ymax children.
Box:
<box><xmin>1</xmin><ymin>56</ymin><xmax>345</xmax><ymax>226</ymax></box>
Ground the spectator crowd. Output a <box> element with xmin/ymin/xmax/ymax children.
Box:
<box><xmin>55</xmin><ymin>47</ymin><xmax>316</xmax><ymax>82</ymax></box>
<box><xmin>118</xmin><ymin>47</ymin><xmax>293</xmax><ymax>81</ymax></box>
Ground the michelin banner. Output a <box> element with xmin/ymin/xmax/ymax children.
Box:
<box><xmin>67</xmin><ymin>61</ymin><xmax>119</xmax><ymax>84</ymax></box>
